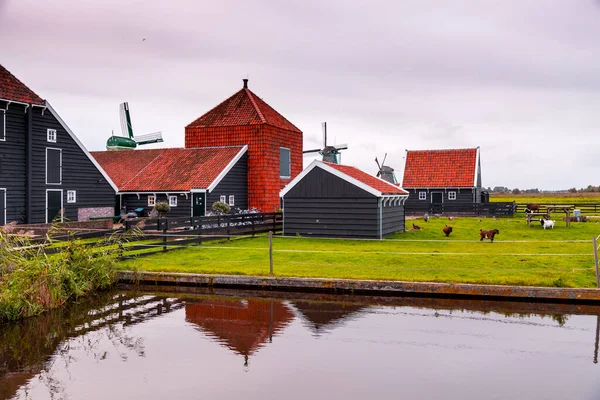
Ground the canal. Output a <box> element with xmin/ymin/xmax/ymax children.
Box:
<box><xmin>1</xmin><ymin>287</ymin><xmax>600</xmax><ymax>399</ymax></box>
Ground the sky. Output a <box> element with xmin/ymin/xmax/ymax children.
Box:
<box><xmin>1</xmin><ymin>0</ymin><xmax>599</xmax><ymax>190</ymax></box>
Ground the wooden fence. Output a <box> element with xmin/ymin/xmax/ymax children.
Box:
<box><xmin>406</xmin><ymin>202</ymin><xmax>517</xmax><ymax>217</ymax></box>
<box><xmin>40</xmin><ymin>212</ymin><xmax>283</xmax><ymax>258</ymax></box>
<box><xmin>515</xmin><ymin>203</ymin><xmax>600</xmax><ymax>215</ymax></box>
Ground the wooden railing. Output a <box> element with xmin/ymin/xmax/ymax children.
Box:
<box><xmin>515</xmin><ymin>203</ymin><xmax>600</xmax><ymax>215</ymax></box>
<box><xmin>406</xmin><ymin>202</ymin><xmax>517</xmax><ymax>217</ymax></box>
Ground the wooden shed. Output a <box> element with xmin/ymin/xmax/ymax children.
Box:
<box><xmin>280</xmin><ymin>160</ymin><xmax>409</xmax><ymax>239</ymax></box>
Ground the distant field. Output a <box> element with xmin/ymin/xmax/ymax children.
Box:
<box><xmin>121</xmin><ymin>216</ymin><xmax>600</xmax><ymax>289</ymax></box>
<box><xmin>490</xmin><ymin>193</ymin><xmax>600</xmax><ymax>204</ymax></box>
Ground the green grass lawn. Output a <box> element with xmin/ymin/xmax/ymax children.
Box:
<box><xmin>120</xmin><ymin>216</ymin><xmax>600</xmax><ymax>288</ymax></box>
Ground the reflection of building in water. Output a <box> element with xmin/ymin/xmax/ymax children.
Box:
<box><xmin>291</xmin><ymin>301</ymin><xmax>367</xmax><ymax>336</ymax></box>
<box><xmin>185</xmin><ymin>299</ymin><xmax>294</xmax><ymax>366</ymax></box>
<box><xmin>0</xmin><ymin>294</ymin><xmax>183</xmax><ymax>400</ymax></box>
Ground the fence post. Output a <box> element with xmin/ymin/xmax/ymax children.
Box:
<box><xmin>163</xmin><ymin>219</ymin><xmax>168</xmax><ymax>252</ymax></box>
<box><xmin>269</xmin><ymin>231</ymin><xmax>274</xmax><ymax>275</ymax></box>
<box><xmin>594</xmin><ymin>236</ymin><xmax>600</xmax><ymax>288</ymax></box>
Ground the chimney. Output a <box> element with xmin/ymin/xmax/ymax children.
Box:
<box><xmin>243</xmin><ymin>78</ymin><xmax>248</xmax><ymax>89</ymax></box>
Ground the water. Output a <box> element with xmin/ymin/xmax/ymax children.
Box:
<box><xmin>2</xmin><ymin>286</ymin><xmax>600</xmax><ymax>400</ymax></box>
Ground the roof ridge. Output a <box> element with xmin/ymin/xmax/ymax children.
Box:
<box><xmin>244</xmin><ymin>89</ymin><xmax>266</xmax><ymax>124</ymax></box>
<box><xmin>248</xmin><ymin>89</ymin><xmax>302</xmax><ymax>133</ymax></box>
<box><xmin>185</xmin><ymin>88</ymin><xmax>253</xmax><ymax>127</ymax></box>
<box><xmin>120</xmin><ymin>149</ymin><xmax>167</xmax><ymax>189</ymax></box>
<box><xmin>0</xmin><ymin>64</ymin><xmax>44</xmax><ymax>105</ymax></box>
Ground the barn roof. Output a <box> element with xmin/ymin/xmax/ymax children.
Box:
<box><xmin>402</xmin><ymin>148</ymin><xmax>479</xmax><ymax>188</ymax></box>
<box><xmin>91</xmin><ymin>145</ymin><xmax>247</xmax><ymax>192</ymax></box>
<box><xmin>280</xmin><ymin>160</ymin><xmax>409</xmax><ymax>198</ymax></box>
<box><xmin>186</xmin><ymin>81</ymin><xmax>301</xmax><ymax>133</ymax></box>
<box><xmin>0</xmin><ymin>64</ymin><xmax>44</xmax><ymax>105</ymax></box>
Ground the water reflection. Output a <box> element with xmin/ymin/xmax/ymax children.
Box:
<box><xmin>1</xmin><ymin>287</ymin><xmax>600</xmax><ymax>399</ymax></box>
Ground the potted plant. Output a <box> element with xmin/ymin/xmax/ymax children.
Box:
<box><xmin>154</xmin><ymin>201</ymin><xmax>171</xmax><ymax>218</ymax></box>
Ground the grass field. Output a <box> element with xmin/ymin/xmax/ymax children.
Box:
<box><xmin>490</xmin><ymin>192</ymin><xmax>600</xmax><ymax>204</ymax></box>
<box><xmin>121</xmin><ymin>216</ymin><xmax>600</xmax><ymax>288</ymax></box>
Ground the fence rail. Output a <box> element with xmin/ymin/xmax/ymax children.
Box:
<box><xmin>515</xmin><ymin>203</ymin><xmax>600</xmax><ymax>214</ymax></box>
<box><xmin>406</xmin><ymin>202</ymin><xmax>517</xmax><ymax>217</ymax></box>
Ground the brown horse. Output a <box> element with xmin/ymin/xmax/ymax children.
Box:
<box><xmin>480</xmin><ymin>229</ymin><xmax>499</xmax><ymax>242</ymax></box>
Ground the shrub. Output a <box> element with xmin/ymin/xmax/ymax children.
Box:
<box><xmin>212</xmin><ymin>201</ymin><xmax>231</xmax><ymax>214</ymax></box>
<box><xmin>154</xmin><ymin>201</ymin><xmax>170</xmax><ymax>216</ymax></box>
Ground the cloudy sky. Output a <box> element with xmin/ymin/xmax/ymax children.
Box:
<box><xmin>1</xmin><ymin>0</ymin><xmax>599</xmax><ymax>190</ymax></box>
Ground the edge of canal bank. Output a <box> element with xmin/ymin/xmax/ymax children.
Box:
<box><xmin>117</xmin><ymin>271</ymin><xmax>600</xmax><ymax>304</ymax></box>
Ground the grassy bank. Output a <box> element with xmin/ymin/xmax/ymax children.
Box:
<box><xmin>121</xmin><ymin>216</ymin><xmax>600</xmax><ymax>288</ymax></box>
<box><xmin>0</xmin><ymin>230</ymin><xmax>122</xmax><ymax>322</ymax></box>
<box><xmin>490</xmin><ymin>193</ymin><xmax>600</xmax><ymax>204</ymax></box>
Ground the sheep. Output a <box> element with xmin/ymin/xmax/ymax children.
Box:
<box><xmin>480</xmin><ymin>229</ymin><xmax>499</xmax><ymax>242</ymax></box>
<box><xmin>443</xmin><ymin>225</ymin><xmax>453</xmax><ymax>237</ymax></box>
<box><xmin>540</xmin><ymin>219</ymin><xmax>555</xmax><ymax>230</ymax></box>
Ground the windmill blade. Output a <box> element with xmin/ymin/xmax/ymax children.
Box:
<box><xmin>333</xmin><ymin>143</ymin><xmax>348</xmax><ymax>150</ymax></box>
<box><xmin>375</xmin><ymin>157</ymin><xmax>382</xmax><ymax>170</ymax></box>
<box><xmin>382</xmin><ymin>153</ymin><xmax>388</xmax><ymax>167</ymax></box>
<box><xmin>303</xmin><ymin>148</ymin><xmax>322</xmax><ymax>154</ymax></box>
<box><xmin>119</xmin><ymin>102</ymin><xmax>134</xmax><ymax>139</ymax></box>
<box><xmin>322</xmin><ymin>122</ymin><xmax>327</xmax><ymax>147</ymax></box>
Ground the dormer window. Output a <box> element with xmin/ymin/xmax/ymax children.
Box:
<box><xmin>47</xmin><ymin>129</ymin><xmax>57</xmax><ymax>143</ymax></box>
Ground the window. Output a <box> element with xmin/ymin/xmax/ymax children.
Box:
<box><xmin>228</xmin><ymin>195</ymin><xmax>235</xmax><ymax>206</ymax></box>
<box><xmin>148</xmin><ymin>195</ymin><xmax>155</xmax><ymax>206</ymax></box>
<box><xmin>448</xmin><ymin>191</ymin><xmax>457</xmax><ymax>200</ymax></box>
<box><xmin>46</xmin><ymin>148</ymin><xmax>62</xmax><ymax>184</ymax></box>
<box><xmin>0</xmin><ymin>110</ymin><xmax>5</xmax><ymax>141</ymax></box>
<box><xmin>419</xmin><ymin>192</ymin><xmax>426</xmax><ymax>200</ymax></box>
<box><xmin>67</xmin><ymin>190</ymin><xmax>76</xmax><ymax>203</ymax></box>
<box><xmin>47</xmin><ymin>129</ymin><xmax>57</xmax><ymax>143</ymax></box>
<box><xmin>220</xmin><ymin>195</ymin><xmax>226</xmax><ymax>203</ymax></box>
<box><xmin>280</xmin><ymin>147</ymin><xmax>291</xmax><ymax>178</ymax></box>
<box><xmin>169</xmin><ymin>195</ymin><xmax>177</xmax><ymax>207</ymax></box>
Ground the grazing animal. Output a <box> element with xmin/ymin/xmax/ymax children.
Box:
<box><xmin>443</xmin><ymin>225</ymin><xmax>453</xmax><ymax>237</ymax></box>
<box><xmin>525</xmin><ymin>203</ymin><xmax>540</xmax><ymax>213</ymax></box>
<box><xmin>424</xmin><ymin>213</ymin><xmax>430</xmax><ymax>222</ymax></box>
<box><xmin>448</xmin><ymin>216</ymin><xmax>454</xmax><ymax>221</ymax></box>
<box><xmin>480</xmin><ymin>229</ymin><xmax>500</xmax><ymax>242</ymax></box>
<box><xmin>413</xmin><ymin>223</ymin><xmax>422</xmax><ymax>231</ymax></box>
<box><xmin>540</xmin><ymin>219</ymin><xmax>555</xmax><ymax>230</ymax></box>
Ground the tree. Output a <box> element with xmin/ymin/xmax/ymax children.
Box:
<box><xmin>512</xmin><ymin>188</ymin><xmax>521</xmax><ymax>194</ymax></box>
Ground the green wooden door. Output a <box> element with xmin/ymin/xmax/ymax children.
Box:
<box><xmin>192</xmin><ymin>193</ymin><xmax>206</xmax><ymax>217</ymax></box>
<box><xmin>47</xmin><ymin>190</ymin><xmax>62</xmax><ymax>223</ymax></box>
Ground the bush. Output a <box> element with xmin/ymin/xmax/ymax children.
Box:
<box><xmin>154</xmin><ymin>201</ymin><xmax>170</xmax><ymax>216</ymax></box>
<box><xmin>212</xmin><ymin>201</ymin><xmax>231</xmax><ymax>214</ymax></box>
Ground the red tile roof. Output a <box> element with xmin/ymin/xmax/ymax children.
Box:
<box><xmin>186</xmin><ymin>86</ymin><xmax>301</xmax><ymax>133</ymax></box>
<box><xmin>325</xmin><ymin>162</ymin><xmax>408</xmax><ymax>195</ymax></box>
<box><xmin>0</xmin><ymin>64</ymin><xmax>44</xmax><ymax>105</ymax></box>
<box><xmin>91</xmin><ymin>146</ymin><xmax>245</xmax><ymax>191</ymax></box>
<box><xmin>402</xmin><ymin>148</ymin><xmax>478</xmax><ymax>188</ymax></box>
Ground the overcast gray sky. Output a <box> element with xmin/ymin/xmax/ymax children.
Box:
<box><xmin>1</xmin><ymin>0</ymin><xmax>599</xmax><ymax>190</ymax></box>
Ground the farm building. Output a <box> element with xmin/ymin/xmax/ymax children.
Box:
<box><xmin>185</xmin><ymin>79</ymin><xmax>303</xmax><ymax>212</ymax></box>
<box><xmin>0</xmin><ymin>63</ymin><xmax>117</xmax><ymax>225</ymax></box>
<box><xmin>91</xmin><ymin>146</ymin><xmax>248</xmax><ymax>218</ymax></box>
<box><xmin>402</xmin><ymin>147</ymin><xmax>483</xmax><ymax>214</ymax></box>
<box><xmin>280</xmin><ymin>160</ymin><xmax>409</xmax><ymax>239</ymax></box>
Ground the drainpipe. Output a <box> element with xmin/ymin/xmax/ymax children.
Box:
<box><xmin>378</xmin><ymin>197</ymin><xmax>383</xmax><ymax>240</ymax></box>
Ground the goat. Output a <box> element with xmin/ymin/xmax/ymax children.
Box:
<box><xmin>413</xmin><ymin>223</ymin><xmax>422</xmax><ymax>231</ymax></box>
<box><xmin>443</xmin><ymin>225</ymin><xmax>453</xmax><ymax>237</ymax></box>
<box><xmin>480</xmin><ymin>229</ymin><xmax>499</xmax><ymax>242</ymax></box>
<box><xmin>540</xmin><ymin>219</ymin><xmax>555</xmax><ymax>230</ymax></box>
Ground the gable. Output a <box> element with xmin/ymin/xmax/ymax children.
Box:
<box><xmin>285</xmin><ymin>167</ymin><xmax>375</xmax><ymax>199</ymax></box>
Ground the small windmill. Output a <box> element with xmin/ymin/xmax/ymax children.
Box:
<box><xmin>375</xmin><ymin>153</ymin><xmax>398</xmax><ymax>184</ymax></box>
<box><xmin>303</xmin><ymin>122</ymin><xmax>348</xmax><ymax>164</ymax></box>
<box><xmin>106</xmin><ymin>102</ymin><xmax>164</xmax><ymax>150</ymax></box>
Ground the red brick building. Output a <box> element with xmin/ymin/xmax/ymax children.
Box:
<box><xmin>185</xmin><ymin>79</ymin><xmax>302</xmax><ymax>211</ymax></box>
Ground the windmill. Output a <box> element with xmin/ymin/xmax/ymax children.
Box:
<box><xmin>302</xmin><ymin>122</ymin><xmax>348</xmax><ymax>164</ymax></box>
<box><xmin>106</xmin><ymin>102</ymin><xmax>164</xmax><ymax>150</ymax></box>
<box><xmin>375</xmin><ymin>153</ymin><xmax>398</xmax><ymax>184</ymax></box>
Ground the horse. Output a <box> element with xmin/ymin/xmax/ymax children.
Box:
<box><xmin>480</xmin><ymin>229</ymin><xmax>499</xmax><ymax>242</ymax></box>
<box><xmin>443</xmin><ymin>225</ymin><xmax>453</xmax><ymax>237</ymax></box>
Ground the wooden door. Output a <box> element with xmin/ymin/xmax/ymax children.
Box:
<box><xmin>47</xmin><ymin>190</ymin><xmax>63</xmax><ymax>223</ymax></box>
<box><xmin>0</xmin><ymin>189</ymin><xmax>5</xmax><ymax>226</ymax></box>
<box><xmin>192</xmin><ymin>193</ymin><xmax>206</xmax><ymax>217</ymax></box>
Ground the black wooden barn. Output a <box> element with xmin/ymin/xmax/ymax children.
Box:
<box><xmin>92</xmin><ymin>146</ymin><xmax>248</xmax><ymax>218</ymax></box>
<box><xmin>401</xmin><ymin>147</ymin><xmax>483</xmax><ymax>215</ymax></box>
<box><xmin>0</xmin><ymin>64</ymin><xmax>117</xmax><ymax>225</ymax></box>
<box><xmin>280</xmin><ymin>160</ymin><xmax>409</xmax><ymax>239</ymax></box>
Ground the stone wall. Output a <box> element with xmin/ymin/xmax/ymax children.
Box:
<box><xmin>77</xmin><ymin>207</ymin><xmax>114</xmax><ymax>221</ymax></box>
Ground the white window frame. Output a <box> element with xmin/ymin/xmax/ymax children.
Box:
<box><xmin>0</xmin><ymin>110</ymin><xmax>5</xmax><ymax>142</ymax></box>
<box><xmin>169</xmin><ymin>195</ymin><xmax>177</xmax><ymax>207</ymax></box>
<box><xmin>45</xmin><ymin>147</ymin><xmax>63</xmax><ymax>185</ymax></box>
<box><xmin>47</xmin><ymin>128</ymin><xmax>57</xmax><ymax>143</ymax></box>
<box><xmin>419</xmin><ymin>191</ymin><xmax>426</xmax><ymax>200</ymax></box>
<box><xmin>228</xmin><ymin>195</ymin><xmax>235</xmax><ymax>206</ymax></box>
<box><xmin>67</xmin><ymin>190</ymin><xmax>76</xmax><ymax>203</ymax></box>
<box><xmin>148</xmin><ymin>195</ymin><xmax>156</xmax><ymax>206</ymax></box>
<box><xmin>280</xmin><ymin>147</ymin><xmax>291</xmax><ymax>178</ymax></box>
<box><xmin>220</xmin><ymin>195</ymin><xmax>226</xmax><ymax>203</ymax></box>
<box><xmin>448</xmin><ymin>191</ymin><xmax>457</xmax><ymax>200</ymax></box>
<box><xmin>45</xmin><ymin>189</ymin><xmax>63</xmax><ymax>223</ymax></box>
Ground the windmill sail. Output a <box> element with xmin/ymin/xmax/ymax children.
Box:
<box><xmin>303</xmin><ymin>122</ymin><xmax>348</xmax><ymax>164</ymax></box>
